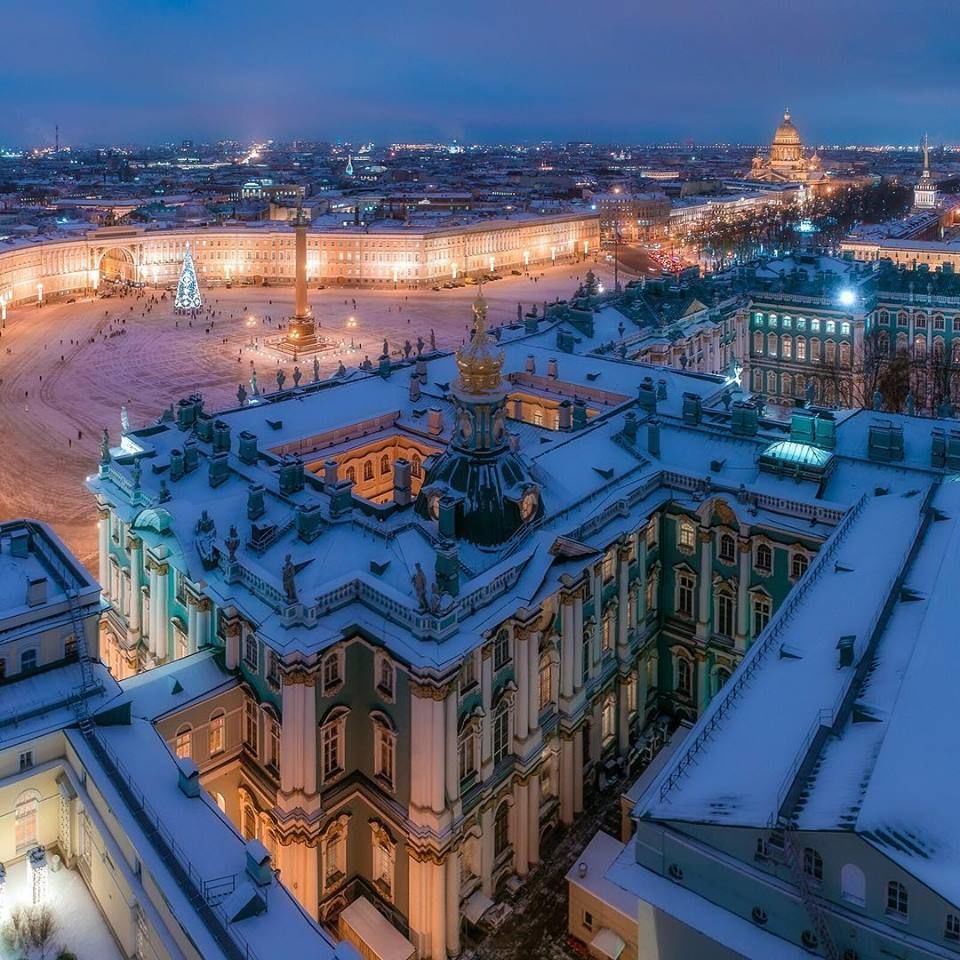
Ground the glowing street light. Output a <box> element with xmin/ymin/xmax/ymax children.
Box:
<box><xmin>838</xmin><ymin>288</ymin><xmax>857</xmax><ymax>308</ymax></box>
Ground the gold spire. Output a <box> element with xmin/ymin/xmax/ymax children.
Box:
<box><xmin>456</xmin><ymin>286</ymin><xmax>504</xmax><ymax>394</ymax></box>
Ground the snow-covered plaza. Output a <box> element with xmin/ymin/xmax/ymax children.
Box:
<box><xmin>0</xmin><ymin>262</ymin><xmax>616</xmax><ymax>568</ymax></box>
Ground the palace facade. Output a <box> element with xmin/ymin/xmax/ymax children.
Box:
<box><xmin>89</xmin><ymin>286</ymin><xmax>847</xmax><ymax>958</ymax></box>
<box><xmin>0</xmin><ymin>211</ymin><xmax>599</xmax><ymax>304</ymax></box>
<box><xmin>749</xmin><ymin>110</ymin><xmax>825</xmax><ymax>186</ymax></box>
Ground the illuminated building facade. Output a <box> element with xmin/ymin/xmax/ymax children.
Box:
<box><xmin>89</xmin><ymin>292</ymin><xmax>838</xmax><ymax>957</ymax></box>
<box><xmin>748</xmin><ymin>110</ymin><xmax>825</xmax><ymax>185</ymax></box>
<box><xmin>0</xmin><ymin>212</ymin><xmax>599</xmax><ymax>303</ymax></box>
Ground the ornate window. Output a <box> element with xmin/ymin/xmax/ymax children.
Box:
<box><xmin>825</xmin><ymin>339</ymin><xmax>836</xmax><ymax>364</ymax></box>
<box><xmin>458</xmin><ymin>726</ymin><xmax>478</xmax><ymax>781</ymax></box>
<box><xmin>796</xmin><ymin>336</ymin><xmax>806</xmax><ymax>361</ymax></box>
<box><xmin>676</xmin><ymin>570</ymin><xmax>695</xmax><ymax>618</ymax></box>
<box><xmin>494</xmin><ymin>801</ymin><xmax>511</xmax><ymax>858</ymax></box>
<box><xmin>755</xmin><ymin>543</ymin><xmax>773</xmax><ymax>575</ymax></box>
<box><xmin>601</xmin><ymin>693</ymin><xmax>616</xmax><ymax>744</ymax></box>
<box><xmin>945</xmin><ymin>913</ymin><xmax>960</xmax><ymax>942</ymax></box>
<box><xmin>345</xmin><ymin>466</ymin><xmax>356</xmax><ymax>484</ymax></box>
<box><xmin>887</xmin><ymin>881</ymin><xmax>909</xmax><ymax>919</ymax></box>
<box><xmin>322</xmin><ymin>817</ymin><xmax>349</xmax><ymax>892</ymax></box>
<box><xmin>811</xmin><ymin>339</ymin><xmax>821</xmax><ymax>362</ymax></box>
<box><xmin>243</xmin><ymin>632</ymin><xmax>259</xmax><ymax>671</ymax></box>
<box><xmin>380</xmin><ymin>454</ymin><xmax>390</xmax><ymax>475</ymax></box>
<box><xmin>538</xmin><ymin>654</ymin><xmax>555</xmax><ymax>710</ymax></box>
<box><xmin>781</xmin><ymin>335</ymin><xmax>792</xmax><ymax>359</ymax></box>
<box><xmin>753</xmin><ymin>331</ymin><xmax>763</xmax><ymax>354</ymax></box>
<box><xmin>601</xmin><ymin>614</ymin><xmax>613</xmax><ymax>654</ymax></box>
<box><xmin>411</xmin><ymin>454</ymin><xmax>422</xmax><ymax>479</ymax></box>
<box><xmin>460</xmin><ymin>651</ymin><xmax>478</xmax><ymax>692</ymax></box>
<box><xmin>767</xmin><ymin>333</ymin><xmax>778</xmax><ymax>357</ymax></box>
<box><xmin>791</xmin><ymin>553</ymin><xmax>809</xmax><ymax>580</ymax></box>
<box><xmin>322</xmin><ymin>649</ymin><xmax>344</xmax><ymax>695</ymax></box>
<box><xmin>914</xmin><ymin>335</ymin><xmax>926</xmax><ymax>359</ymax></box>
<box><xmin>766</xmin><ymin>370</ymin><xmax>777</xmax><ymax>394</ymax></box>
<box><xmin>266</xmin><ymin>649</ymin><xmax>280</xmax><ymax>688</ymax></box>
<box><xmin>493</xmin><ymin>629</ymin><xmax>511</xmax><ymax>670</ymax></box>
<box><xmin>372</xmin><ymin>712</ymin><xmax>396</xmax><ymax>790</ymax></box>
<box><xmin>716</xmin><ymin>588</ymin><xmax>735</xmax><ymax>638</ymax></box>
<box><xmin>320</xmin><ymin>707</ymin><xmax>349</xmax><ymax>782</ymax></box>
<box><xmin>677</xmin><ymin>518</ymin><xmax>696</xmax><ymax>552</ymax></box>
<box><xmin>371</xmin><ymin>822</ymin><xmax>396</xmax><ymax>900</ymax></box>
<box><xmin>376</xmin><ymin>654</ymin><xmax>395</xmax><ymax>699</ymax></box>
<box><xmin>209</xmin><ymin>710</ymin><xmax>225</xmax><ymax>756</ymax></box>
<box><xmin>240</xmin><ymin>794</ymin><xmax>258</xmax><ymax>841</ymax></box>
<box><xmin>752</xmin><ymin>593</ymin><xmax>772</xmax><ymax>635</ymax></box>
<box><xmin>244</xmin><ymin>700</ymin><xmax>259</xmax><ymax>755</ymax></box>
<box><xmin>752</xmin><ymin>368</ymin><xmax>762</xmax><ymax>392</ymax></box>
<box><xmin>15</xmin><ymin>789</ymin><xmax>40</xmax><ymax>851</ymax></box>
<box><xmin>363</xmin><ymin>460</ymin><xmax>374</xmax><ymax>481</ymax></box>
<box><xmin>675</xmin><ymin>655</ymin><xmax>692</xmax><ymax>697</ymax></box>
<box><xmin>840</xmin><ymin>341</ymin><xmax>851</xmax><ymax>366</ymax></box>
<box><xmin>175</xmin><ymin>724</ymin><xmax>193</xmax><ymax>759</ymax></box>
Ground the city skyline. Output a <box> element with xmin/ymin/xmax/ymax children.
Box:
<box><xmin>6</xmin><ymin>0</ymin><xmax>960</xmax><ymax>147</ymax></box>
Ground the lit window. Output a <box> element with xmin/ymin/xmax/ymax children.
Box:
<box><xmin>538</xmin><ymin>657</ymin><xmax>554</xmax><ymax>709</ymax></box>
<box><xmin>767</xmin><ymin>333</ymin><xmax>778</xmax><ymax>357</ymax></box>
<box><xmin>677</xmin><ymin>519</ymin><xmax>696</xmax><ymax>551</ymax></box>
<box><xmin>782</xmin><ymin>335</ymin><xmax>792</xmax><ymax>359</ymax></box>
<box><xmin>209</xmin><ymin>711</ymin><xmax>225</xmax><ymax>755</ymax></box>
<box><xmin>601</xmin><ymin>693</ymin><xmax>616</xmax><ymax>743</ymax></box>
<box><xmin>15</xmin><ymin>790</ymin><xmax>40</xmax><ymax>851</ymax></box>
<box><xmin>175</xmin><ymin>725</ymin><xmax>192</xmax><ymax>759</ymax></box>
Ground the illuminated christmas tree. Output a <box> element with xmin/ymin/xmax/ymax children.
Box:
<box><xmin>175</xmin><ymin>243</ymin><xmax>202</xmax><ymax>311</ymax></box>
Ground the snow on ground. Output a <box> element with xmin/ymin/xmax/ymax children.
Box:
<box><xmin>0</xmin><ymin>858</ymin><xmax>124</xmax><ymax>960</ymax></box>
<box><xmin>0</xmin><ymin>263</ymin><xmax>616</xmax><ymax>571</ymax></box>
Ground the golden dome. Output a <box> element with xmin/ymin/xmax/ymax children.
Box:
<box><xmin>773</xmin><ymin>110</ymin><xmax>801</xmax><ymax>146</ymax></box>
<box><xmin>456</xmin><ymin>289</ymin><xmax>505</xmax><ymax>394</ymax></box>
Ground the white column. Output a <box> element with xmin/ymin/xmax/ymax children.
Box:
<box><xmin>98</xmin><ymin>509</ymin><xmax>110</xmax><ymax>598</ymax></box>
<box><xmin>617</xmin><ymin>677</ymin><xmax>630</xmax><ymax>756</ymax></box>
<box><xmin>280</xmin><ymin>678</ymin><xmax>304</xmax><ymax>795</ymax></box>
<box><xmin>527</xmin><ymin>630</ymin><xmax>540</xmax><ymax>734</ymax></box>
<box><xmin>147</xmin><ymin>564</ymin><xmax>158</xmax><ymax>654</ymax></box>
<box><xmin>186</xmin><ymin>597</ymin><xmax>199</xmax><ymax>656</ymax></box>
<box><xmin>560</xmin><ymin>599</ymin><xmax>575</xmax><ymax>699</ymax></box>
<box><xmin>480</xmin><ymin>805</ymin><xmax>494</xmax><ymax>896</ymax></box>
<box><xmin>514</xmin><ymin>630</ymin><xmax>529</xmax><ymax>745</ymax></box>
<box><xmin>445</xmin><ymin>848</ymin><xmax>461</xmax><ymax>957</ymax></box>
<box><xmin>514</xmin><ymin>779</ymin><xmax>529</xmax><ymax>877</ymax></box>
<box><xmin>736</xmin><ymin>533</ymin><xmax>751</xmax><ymax>651</ymax></box>
<box><xmin>638</xmin><ymin>534</ymin><xmax>648</xmax><ymax>623</ymax></box>
<box><xmin>573</xmin><ymin>592</ymin><xmax>585</xmax><ymax>691</ymax></box>
<box><xmin>481</xmin><ymin>649</ymin><xmax>493</xmax><ymax>777</ymax></box>
<box><xmin>128</xmin><ymin>536</ymin><xmax>142</xmax><ymax>637</ymax></box>
<box><xmin>617</xmin><ymin>545</ymin><xmax>630</xmax><ymax>655</ymax></box>
<box><xmin>411</xmin><ymin>685</ymin><xmax>446</xmax><ymax>816</ymax></box>
<box><xmin>225</xmin><ymin>623</ymin><xmax>240</xmax><ymax>670</ymax></box>
<box><xmin>560</xmin><ymin>736</ymin><xmax>574</xmax><ymax>825</ymax></box>
<box><xmin>528</xmin><ymin>768</ymin><xmax>541</xmax><ymax>867</ymax></box>
<box><xmin>431</xmin><ymin>695</ymin><xmax>445</xmax><ymax>816</ymax></box>
<box><xmin>696</xmin><ymin>526</ymin><xmax>712</xmax><ymax>641</ymax></box>
<box><xmin>153</xmin><ymin>563</ymin><xmax>169</xmax><ymax>661</ymax></box>
<box><xmin>445</xmin><ymin>688</ymin><xmax>459</xmax><ymax>806</ymax></box>
<box><xmin>303</xmin><ymin>675</ymin><xmax>317</xmax><ymax>795</ymax></box>
<box><xmin>573</xmin><ymin>727</ymin><xmax>584</xmax><ymax>815</ymax></box>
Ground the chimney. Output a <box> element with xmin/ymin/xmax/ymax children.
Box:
<box><xmin>428</xmin><ymin>407</ymin><xmax>443</xmax><ymax>436</ymax></box>
<box><xmin>409</xmin><ymin>376</ymin><xmax>421</xmax><ymax>402</ymax></box>
<box><xmin>26</xmin><ymin>576</ymin><xmax>47</xmax><ymax>607</ymax></box>
<box><xmin>177</xmin><ymin>757</ymin><xmax>201</xmax><ymax>798</ymax></box>
<box><xmin>647</xmin><ymin>417</ymin><xmax>661</xmax><ymax>457</ymax></box>
<box><xmin>247</xmin><ymin>483</ymin><xmax>266</xmax><ymax>520</ymax></box>
<box><xmin>296</xmin><ymin>500</ymin><xmax>324</xmax><ymax>543</ymax></box>
<box><xmin>393</xmin><ymin>458</ymin><xmax>412</xmax><ymax>505</ymax></box>
<box><xmin>213</xmin><ymin>420</ymin><xmax>231</xmax><ymax>453</ymax></box>
<box><xmin>208</xmin><ymin>452</ymin><xmax>230</xmax><ymax>488</ymax></box>
<box><xmin>238</xmin><ymin>431</ymin><xmax>259</xmax><ymax>465</ymax></box>
<box><xmin>558</xmin><ymin>400</ymin><xmax>573</xmax><ymax>431</ymax></box>
<box><xmin>623</xmin><ymin>411</ymin><xmax>638</xmax><ymax>441</ymax></box>
<box><xmin>279</xmin><ymin>456</ymin><xmax>305</xmax><ymax>494</ymax></box>
<box><xmin>323</xmin><ymin>459</ymin><xmax>338</xmax><ymax>487</ymax></box>
<box><xmin>547</xmin><ymin>357</ymin><xmax>558</xmax><ymax>379</ymax></box>
<box><xmin>525</xmin><ymin>354</ymin><xmax>536</xmax><ymax>374</ymax></box>
<box><xmin>435</xmin><ymin>539</ymin><xmax>460</xmax><ymax>597</ymax></box>
<box><xmin>681</xmin><ymin>393</ymin><xmax>702</xmax><ymax>426</ymax></box>
<box><xmin>183</xmin><ymin>439</ymin><xmax>199</xmax><ymax>473</ymax></box>
<box><xmin>169</xmin><ymin>448</ymin><xmax>185</xmax><ymax>482</ymax></box>
<box><xmin>438</xmin><ymin>495</ymin><xmax>458</xmax><ymax>539</ymax></box>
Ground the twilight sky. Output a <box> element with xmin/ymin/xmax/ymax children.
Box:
<box><xmin>4</xmin><ymin>0</ymin><xmax>959</xmax><ymax>147</ymax></box>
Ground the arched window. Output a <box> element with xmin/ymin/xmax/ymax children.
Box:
<box><xmin>914</xmin><ymin>335</ymin><xmax>926</xmax><ymax>359</ymax></box>
<box><xmin>241</xmin><ymin>798</ymin><xmax>258</xmax><ymax>841</ymax></box>
<box><xmin>878</xmin><ymin>332</ymin><xmax>890</xmax><ymax>356</ymax></box>
<box><xmin>493</xmin><ymin>629</ymin><xmax>511</xmax><ymax>669</ymax></box>
<box><xmin>752</xmin><ymin>369</ymin><xmax>762</xmax><ymax>391</ymax></box>
<box><xmin>320</xmin><ymin>707</ymin><xmax>349</xmax><ymax>782</ymax></box>
<box><xmin>934</xmin><ymin>337</ymin><xmax>945</xmax><ymax>362</ymax></box>
<box><xmin>887</xmin><ymin>881</ymin><xmax>909</xmax><ymax>918</ymax></box>
<box><xmin>767</xmin><ymin>333</ymin><xmax>778</xmax><ymax>357</ymax></box>
<box><xmin>796</xmin><ymin>336</ymin><xmax>806</xmax><ymax>361</ymax></box>
<box><xmin>345</xmin><ymin>465</ymin><xmax>356</xmax><ymax>484</ymax></box>
<box><xmin>878</xmin><ymin>310</ymin><xmax>889</xmax><ymax>326</ymax></box>
<box><xmin>810</xmin><ymin>339</ymin><xmax>821</xmax><ymax>362</ymax></box>
<box><xmin>825</xmin><ymin>339</ymin><xmax>836</xmax><ymax>364</ymax></box>
<box><xmin>896</xmin><ymin>332</ymin><xmax>908</xmax><ymax>354</ymax></box>
<box><xmin>363</xmin><ymin>460</ymin><xmax>374</xmax><ymax>482</ymax></box>
<box><xmin>175</xmin><ymin>724</ymin><xmax>193</xmax><ymax>759</ymax></box>
<box><xmin>719</xmin><ymin>533</ymin><xmax>736</xmax><ymax>564</ymax></box>
<box><xmin>915</xmin><ymin>312</ymin><xmax>927</xmax><ymax>329</ymax></box>
<box><xmin>803</xmin><ymin>847</ymin><xmax>823</xmax><ymax>883</ymax></box>
<box><xmin>492</xmin><ymin>699</ymin><xmax>511</xmax><ymax>763</ymax></box>
<box><xmin>715</xmin><ymin>667</ymin><xmax>731</xmax><ymax>691</ymax></box>
<box><xmin>379</xmin><ymin>454</ymin><xmax>390</xmax><ymax>475</ymax></box>
<box><xmin>715</xmin><ymin>588</ymin><xmax>735</xmax><ymax>637</ymax></box>
<box><xmin>782</xmin><ymin>374</ymin><xmax>793</xmax><ymax>397</ymax></box>
<box><xmin>322</xmin><ymin>650</ymin><xmax>343</xmax><ymax>694</ymax></box>
<box><xmin>208</xmin><ymin>710</ymin><xmax>225</xmax><ymax>755</ymax></box>
<box><xmin>755</xmin><ymin>543</ymin><xmax>772</xmax><ymax>574</ymax></box>
<box><xmin>753</xmin><ymin>331</ymin><xmax>763</xmax><ymax>354</ymax></box>
<box><xmin>781</xmin><ymin>335</ymin><xmax>792</xmax><ymax>359</ymax></box>
<box><xmin>766</xmin><ymin>371</ymin><xmax>776</xmax><ymax>394</ymax></box>
<box><xmin>494</xmin><ymin>801</ymin><xmax>510</xmax><ymax>857</ymax></box>
<box><xmin>214</xmin><ymin>791</ymin><xmax>226</xmax><ymax>812</ymax></box>
<box><xmin>676</xmin><ymin>656</ymin><xmax>692</xmax><ymax>697</ymax></box>
<box><xmin>601</xmin><ymin>692</ymin><xmax>616</xmax><ymax>743</ymax></box>
<box><xmin>841</xmin><ymin>863</ymin><xmax>866</xmax><ymax>905</ymax></box>
<box><xmin>371</xmin><ymin>712</ymin><xmax>397</xmax><ymax>790</ymax></box>
<box><xmin>15</xmin><ymin>789</ymin><xmax>40</xmax><ymax>851</ymax></box>
<box><xmin>410</xmin><ymin>454</ymin><xmax>422</xmax><ymax>479</ymax></box>
<box><xmin>791</xmin><ymin>553</ymin><xmax>809</xmax><ymax>580</ymax></box>
<box><xmin>839</xmin><ymin>341</ymin><xmax>851</xmax><ymax>366</ymax></box>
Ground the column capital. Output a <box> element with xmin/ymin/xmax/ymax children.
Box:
<box><xmin>282</xmin><ymin>665</ymin><xmax>319</xmax><ymax>686</ymax></box>
<box><xmin>410</xmin><ymin>678</ymin><xmax>454</xmax><ymax>701</ymax></box>
<box><xmin>513</xmin><ymin>624</ymin><xmax>541</xmax><ymax>643</ymax></box>
<box><xmin>196</xmin><ymin>597</ymin><xmax>213</xmax><ymax>613</ymax></box>
<box><xmin>98</xmin><ymin>507</ymin><xmax>110</xmax><ymax>521</ymax></box>
<box><xmin>697</xmin><ymin>528</ymin><xmax>713</xmax><ymax>544</ymax></box>
<box><xmin>155</xmin><ymin>562</ymin><xmax>169</xmax><ymax>576</ymax></box>
<box><xmin>126</xmin><ymin>533</ymin><xmax>142</xmax><ymax>551</ymax></box>
<box><xmin>616</xmin><ymin>544</ymin><xmax>632</xmax><ymax>563</ymax></box>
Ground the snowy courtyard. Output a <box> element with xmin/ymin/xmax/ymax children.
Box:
<box><xmin>0</xmin><ymin>857</ymin><xmax>124</xmax><ymax>960</ymax></box>
<box><xmin>0</xmin><ymin>262</ymin><xmax>617</xmax><ymax>570</ymax></box>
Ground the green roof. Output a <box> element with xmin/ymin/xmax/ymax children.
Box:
<box><xmin>761</xmin><ymin>440</ymin><xmax>833</xmax><ymax>468</ymax></box>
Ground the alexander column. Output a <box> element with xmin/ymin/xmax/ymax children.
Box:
<box><xmin>282</xmin><ymin>204</ymin><xmax>319</xmax><ymax>355</ymax></box>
